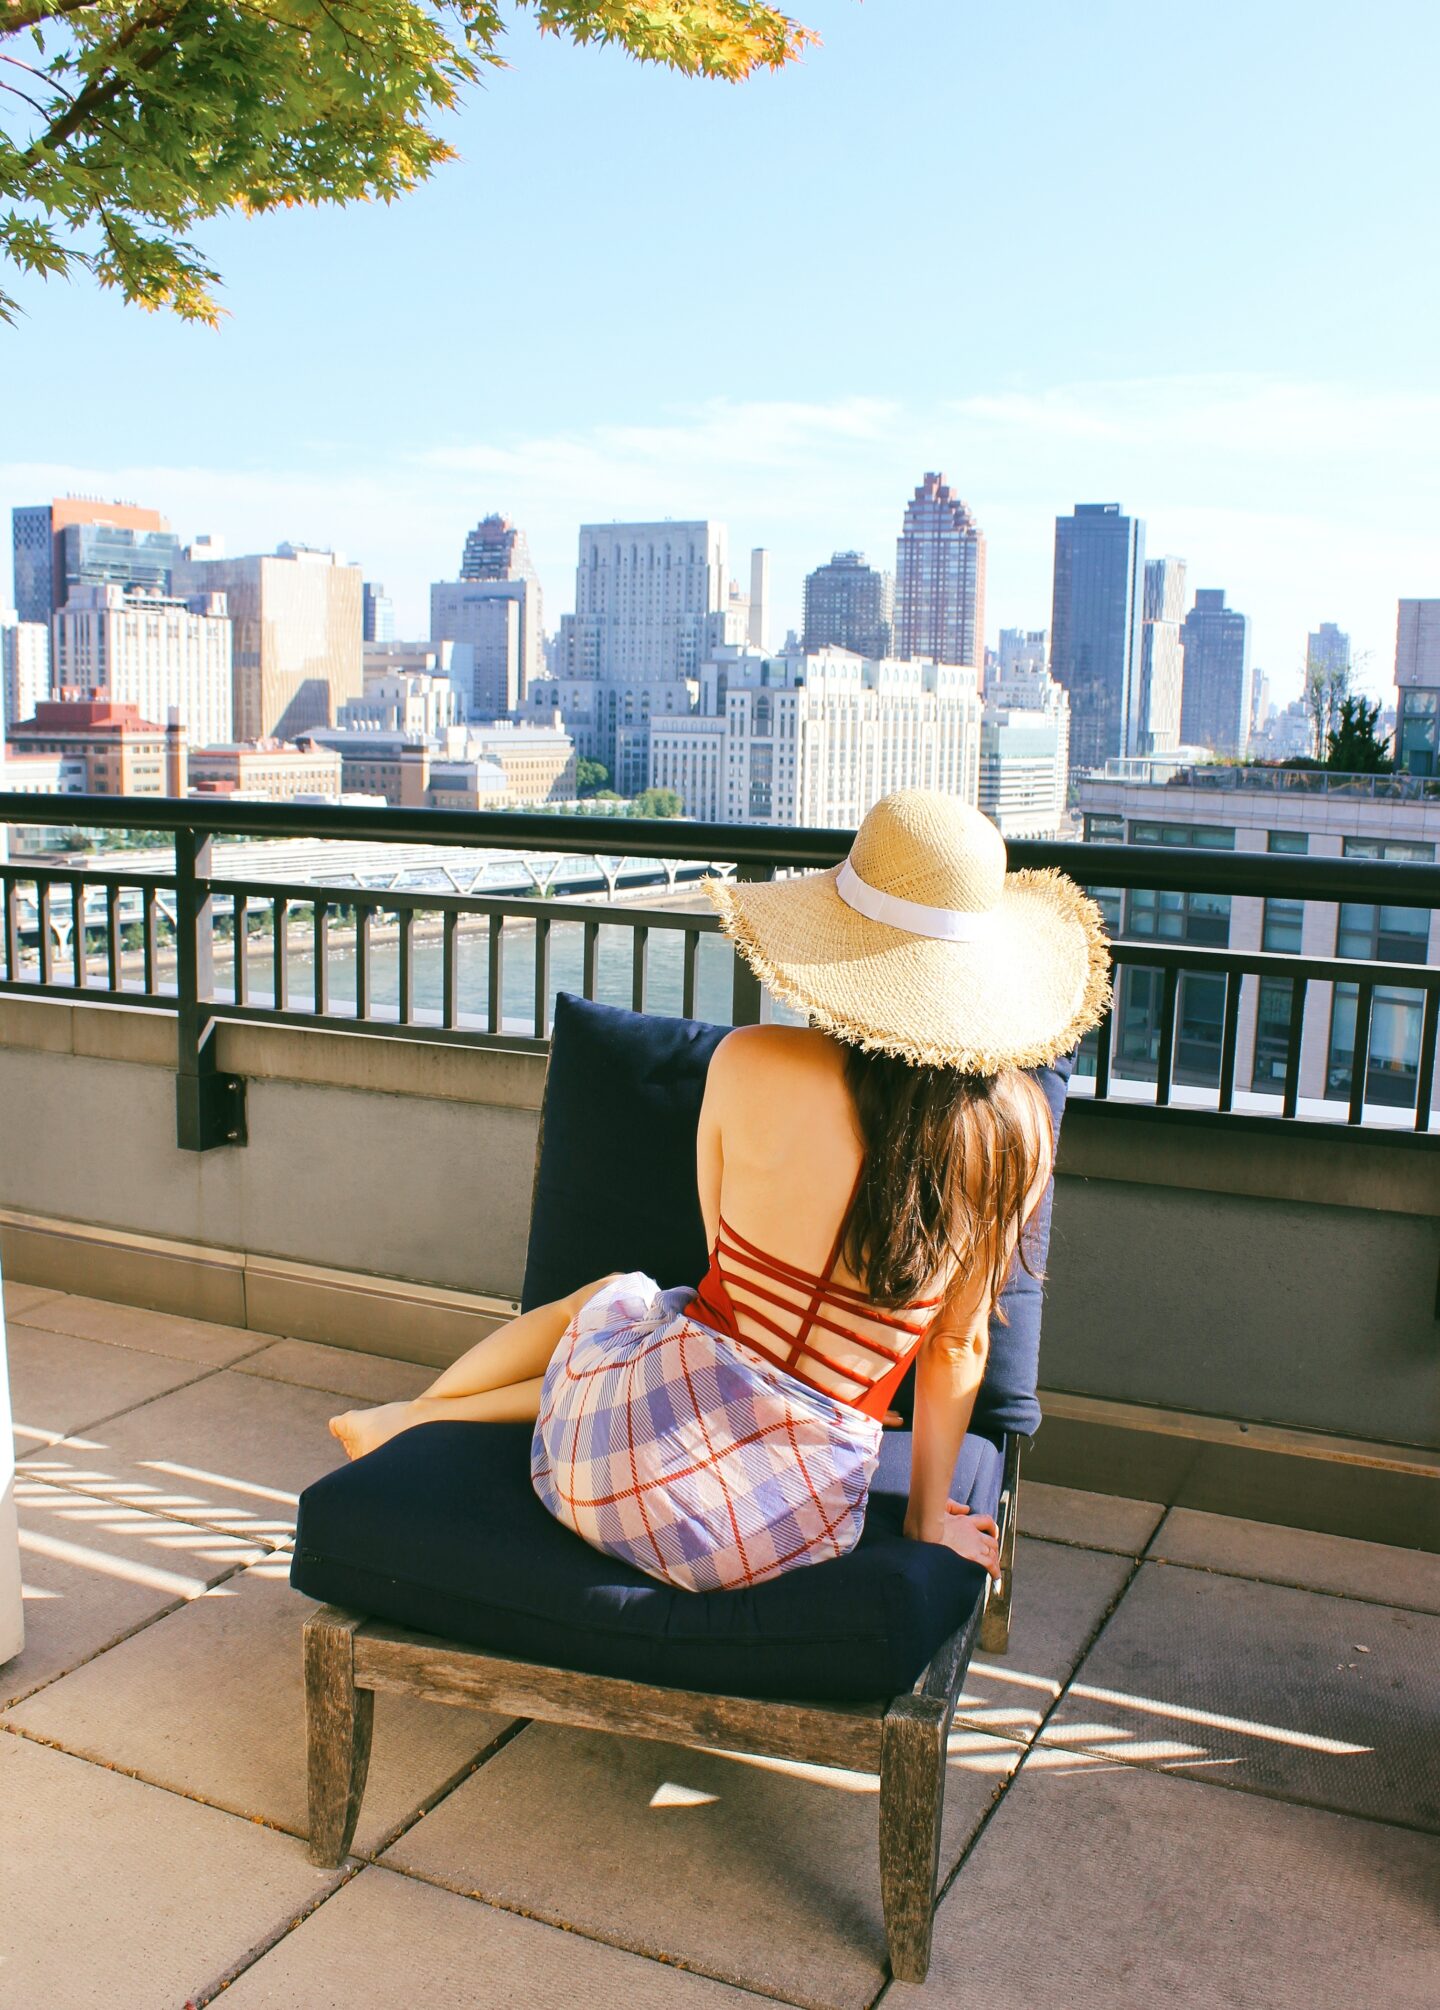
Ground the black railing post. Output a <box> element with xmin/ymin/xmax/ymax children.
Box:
<box><xmin>730</xmin><ymin>863</ymin><xmax>774</xmax><ymax>1025</ymax></box>
<box><xmin>175</xmin><ymin>827</ymin><xmax>246</xmax><ymax>1152</ymax></box>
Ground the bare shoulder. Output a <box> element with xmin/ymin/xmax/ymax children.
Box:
<box><xmin>708</xmin><ymin>1023</ymin><xmax>841</xmax><ymax>1088</ymax></box>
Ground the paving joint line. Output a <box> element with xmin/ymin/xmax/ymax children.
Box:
<box><xmin>872</xmin><ymin>1546</ymin><xmax>1151</xmax><ymax>2006</ymax></box>
<box><xmin>14</xmin><ymin>1355</ymin><xmax>243</xmax><ymax>1456</ymax></box>
<box><xmin>354</xmin><ymin>1713</ymin><xmax>534</xmax><ymax>1866</ymax></box>
<box><xmin>0</xmin><ymin>1556</ymin><xmax>260</xmax><ymax>1713</ymax></box>
<box><xmin>186</xmin><ymin>1860</ymin><xmax>362</xmax><ymax>2008</ymax></box>
<box><xmin>1139</xmin><ymin>1549</ymin><xmax>1440</xmax><ymax>1616</ymax></box>
<box><xmin>360</xmin><ymin>1853</ymin><xmax>825</xmax><ymax>2010</ymax></box>
<box><xmin>12</xmin><ymin>1463</ymin><xmax>296</xmax><ymax>1551</ymax></box>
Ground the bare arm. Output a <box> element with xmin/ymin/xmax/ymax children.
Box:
<box><xmin>904</xmin><ymin>1077</ymin><xmax>1055</xmax><ymax>1570</ymax></box>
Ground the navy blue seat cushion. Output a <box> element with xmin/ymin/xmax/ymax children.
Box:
<box><xmin>291</xmin><ymin>1421</ymin><xmax>999</xmax><ymax>1703</ymax></box>
<box><xmin>522</xmin><ymin>993</ymin><xmax>1071</xmax><ymax>1442</ymax></box>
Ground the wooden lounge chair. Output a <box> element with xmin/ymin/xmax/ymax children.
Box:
<box><xmin>292</xmin><ymin>995</ymin><xmax>1069</xmax><ymax>1982</ymax></box>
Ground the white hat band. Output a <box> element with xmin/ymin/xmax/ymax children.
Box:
<box><xmin>835</xmin><ymin>857</ymin><xmax>994</xmax><ymax>943</ymax></box>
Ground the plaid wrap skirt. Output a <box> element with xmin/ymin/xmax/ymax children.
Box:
<box><xmin>531</xmin><ymin>1271</ymin><xmax>883</xmax><ymax>1593</ymax></box>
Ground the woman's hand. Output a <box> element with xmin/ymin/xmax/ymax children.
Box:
<box><xmin>904</xmin><ymin>1500</ymin><xmax>1002</xmax><ymax>1582</ymax></box>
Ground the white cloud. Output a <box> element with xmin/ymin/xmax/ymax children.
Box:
<box><xmin>5</xmin><ymin>375</ymin><xmax>1435</xmax><ymax>701</ymax></box>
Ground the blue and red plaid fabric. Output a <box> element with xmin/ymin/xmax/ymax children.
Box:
<box><xmin>531</xmin><ymin>1272</ymin><xmax>883</xmax><ymax>1593</ymax></box>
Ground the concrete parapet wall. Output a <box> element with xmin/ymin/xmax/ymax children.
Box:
<box><xmin>0</xmin><ymin>996</ymin><xmax>1435</xmax><ymax>1454</ymax></box>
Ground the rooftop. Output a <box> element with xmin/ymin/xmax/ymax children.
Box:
<box><xmin>7</xmin><ymin>1278</ymin><xmax>1437</xmax><ymax>2009</ymax></box>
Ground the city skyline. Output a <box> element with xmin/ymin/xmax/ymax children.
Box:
<box><xmin>2</xmin><ymin>425</ymin><xmax>1423</xmax><ymax>716</ymax></box>
<box><xmin>1</xmin><ymin>0</ymin><xmax>1436</xmax><ymax>707</ymax></box>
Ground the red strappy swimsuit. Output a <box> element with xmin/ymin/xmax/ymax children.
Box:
<box><xmin>683</xmin><ymin>1163</ymin><xmax>945</xmax><ymax>1422</ymax></box>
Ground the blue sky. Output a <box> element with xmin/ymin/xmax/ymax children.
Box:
<box><xmin>3</xmin><ymin>0</ymin><xmax>1438</xmax><ymax>701</ymax></box>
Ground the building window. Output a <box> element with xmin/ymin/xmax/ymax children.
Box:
<box><xmin>1126</xmin><ymin>887</ymin><xmax>1230</xmax><ymax>945</ymax></box>
<box><xmin>1326</xmin><ymin>900</ymin><xmax>1430</xmax><ymax>1108</ymax></box>
<box><xmin>1267</xmin><ymin>830</ymin><xmax>1309</xmax><ymax>855</ymax></box>
<box><xmin>1262</xmin><ymin>899</ymin><xmax>1304</xmax><ymax>953</ymax></box>
<box><xmin>1340</xmin><ymin>836</ymin><xmax>1435</xmax><ymax>864</ymax></box>
<box><xmin>1082</xmin><ymin>812</ymin><xmax>1123</xmax><ymax>844</ymax></box>
<box><xmin>1253</xmin><ymin>976</ymin><xmax>1296</xmax><ymax>1087</ymax></box>
<box><xmin>1129</xmin><ymin>820</ymin><xmax>1236</xmax><ymax>850</ymax></box>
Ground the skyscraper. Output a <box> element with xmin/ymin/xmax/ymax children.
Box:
<box><xmin>894</xmin><ymin>474</ymin><xmax>986</xmax><ymax>668</ymax></box>
<box><xmin>362</xmin><ymin>582</ymin><xmax>396</xmax><ymax>644</ymax></box>
<box><xmin>432</xmin><ymin>514</ymin><xmax>543</xmax><ymax>715</ymax></box>
<box><xmin>12</xmin><ymin>498</ymin><xmax>176</xmax><ymax>637</ymax></box>
<box><xmin>802</xmin><ymin>552</ymin><xmax>894</xmax><ymax>659</ymax></box>
<box><xmin>1049</xmin><ymin>503</ymin><xmax>1146</xmax><ymax>774</ymax></box>
<box><xmin>748</xmin><ymin>548</ymin><xmax>771</xmax><ymax>651</ymax></box>
<box><xmin>461</xmin><ymin>514</ymin><xmax>536</xmax><ymax>586</ymax></box>
<box><xmin>170</xmin><ymin>543</ymin><xmax>363</xmax><ymax>742</ymax></box>
<box><xmin>545</xmin><ymin>520</ymin><xmax>740</xmax><ymax>788</ymax></box>
<box><xmin>1135</xmin><ymin>556</ymin><xmax>1187</xmax><ymax>754</ymax></box>
<box><xmin>1307</xmin><ymin>622</ymin><xmax>1351</xmax><ymax>677</ymax></box>
<box><xmin>1180</xmin><ymin>589</ymin><xmax>1253</xmax><ymax>757</ymax></box>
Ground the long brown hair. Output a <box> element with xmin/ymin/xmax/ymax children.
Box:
<box><xmin>841</xmin><ymin>1046</ymin><xmax>1050</xmax><ymax>1312</ymax></box>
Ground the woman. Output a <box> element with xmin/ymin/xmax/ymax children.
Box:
<box><xmin>330</xmin><ymin>789</ymin><xmax>1109</xmax><ymax>1593</ymax></box>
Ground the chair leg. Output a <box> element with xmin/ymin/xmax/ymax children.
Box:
<box><xmin>978</xmin><ymin>1433</ymin><xmax>1022</xmax><ymax>1656</ymax></box>
<box><xmin>879</xmin><ymin>1694</ymin><xmax>948</xmax><ymax>1984</ymax></box>
<box><xmin>304</xmin><ymin>1606</ymin><xmax>374</xmax><ymax>1867</ymax></box>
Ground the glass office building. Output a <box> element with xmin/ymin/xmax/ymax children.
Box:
<box><xmin>1049</xmin><ymin>503</ymin><xmax>1146</xmax><ymax>775</ymax></box>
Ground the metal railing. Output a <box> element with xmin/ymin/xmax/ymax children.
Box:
<box><xmin>1</xmin><ymin>792</ymin><xmax>1437</xmax><ymax>1151</ymax></box>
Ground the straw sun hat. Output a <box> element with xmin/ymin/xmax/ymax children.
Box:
<box><xmin>704</xmin><ymin>790</ymin><xmax>1112</xmax><ymax>1074</ymax></box>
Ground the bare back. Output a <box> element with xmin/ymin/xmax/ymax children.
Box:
<box><xmin>696</xmin><ymin>1024</ymin><xmax>1053</xmax><ymax>1405</ymax></box>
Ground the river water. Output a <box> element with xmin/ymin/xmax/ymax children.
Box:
<box><xmin>232</xmin><ymin>912</ymin><xmax>775</xmax><ymax>1035</ymax></box>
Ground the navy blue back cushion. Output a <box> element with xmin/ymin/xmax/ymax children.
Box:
<box><xmin>522</xmin><ymin>994</ymin><xmax>1070</xmax><ymax>1443</ymax></box>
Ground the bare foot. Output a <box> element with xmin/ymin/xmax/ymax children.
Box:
<box><xmin>328</xmin><ymin>1401</ymin><xmax>415</xmax><ymax>1461</ymax></box>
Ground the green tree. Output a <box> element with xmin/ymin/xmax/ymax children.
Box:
<box><xmin>1325</xmin><ymin>694</ymin><xmax>1393</xmax><ymax>774</ymax></box>
<box><xmin>573</xmin><ymin>755</ymin><xmax>610</xmax><ymax>797</ymax></box>
<box><xmin>1</xmin><ymin>1</ymin><xmax>812</xmax><ymax>323</ymax></box>
<box><xmin>631</xmin><ymin>785</ymin><xmax>683</xmax><ymax>818</ymax></box>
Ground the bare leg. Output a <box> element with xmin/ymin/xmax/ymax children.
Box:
<box><xmin>329</xmin><ymin>1274</ymin><xmax>617</xmax><ymax>1461</ymax></box>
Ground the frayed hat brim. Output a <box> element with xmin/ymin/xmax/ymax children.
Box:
<box><xmin>705</xmin><ymin>863</ymin><xmax>1112</xmax><ymax>1073</ymax></box>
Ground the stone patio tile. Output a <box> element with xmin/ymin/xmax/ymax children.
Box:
<box><xmin>8</xmin><ymin>1320</ymin><xmax>210</xmax><ymax>1452</ymax></box>
<box><xmin>222</xmin><ymin>1863</ymin><xmax>776</xmax><ymax>2009</ymax></box>
<box><xmin>384</xmin><ymin>1721</ymin><xmax>1022</xmax><ymax>2010</ymax></box>
<box><xmin>236</xmin><ymin>1338</ymin><xmax>431</xmax><ymax>1404</ymax></box>
<box><xmin>3</xmin><ymin>1279</ymin><xmax>62</xmax><ymax>1320</ymax></box>
<box><xmin>1042</xmin><ymin>1560</ymin><xmax>1440</xmax><ymax>1830</ymax></box>
<box><xmin>1017</xmin><ymin>1480</ymin><xmax>1165</xmax><ymax>1555</ymax></box>
<box><xmin>924</xmin><ymin>1748</ymin><xmax>1440</xmax><ymax>2009</ymax></box>
<box><xmin>4</xmin><ymin>1555</ymin><xmax>513</xmax><ymax>1856</ymax></box>
<box><xmin>1150</xmin><ymin>1506</ymin><xmax>1440</xmax><ymax>1614</ymax></box>
<box><xmin>18</xmin><ymin>1368</ymin><xmax>349</xmax><ymax>1545</ymax></box>
<box><xmin>3</xmin><ymin>1475</ymin><xmax>266</xmax><ymax>1709</ymax></box>
<box><xmin>0</xmin><ymin>1732</ymin><xmax>341</xmax><ymax>2010</ymax></box>
<box><xmin>953</xmin><ymin>1535</ymin><xmax>1133</xmax><ymax>1743</ymax></box>
<box><xmin>18</xmin><ymin>1290</ymin><xmax>270</xmax><ymax>1366</ymax></box>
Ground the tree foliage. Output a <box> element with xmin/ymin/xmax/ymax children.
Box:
<box><xmin>631</xmin><ymin>784</ymin><xmax>682</xmax><ymax>817</ymax></box>
<box><xmin>1325</xmin><ymin>694</ymin><xmax>1393</xmax><ymax>774</ymax></box>
<box><xmin>573</xmin><ymin>753</ymin><xmax>610</xmax><ymax>796</ymax></box>
<box><xmin>0</xmin><ymin>0</ymin><xmax>813</xmax><ymax>322</ymax></box>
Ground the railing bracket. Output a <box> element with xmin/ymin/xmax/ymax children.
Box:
<box><xmin>177</xmin><ymin>1071</ymin><xmax>247</xmax><ymax>1153</ymax></box>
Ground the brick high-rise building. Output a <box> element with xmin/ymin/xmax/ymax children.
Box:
<box><xmin>11</xmin><ymin>499</ymin><xmax>179</xmax><ymax>661</ymax></box>
<box><xmin>894</xmin><ymin>474</ymin><xmax>986</xmax><ymax>669</ymax></box>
